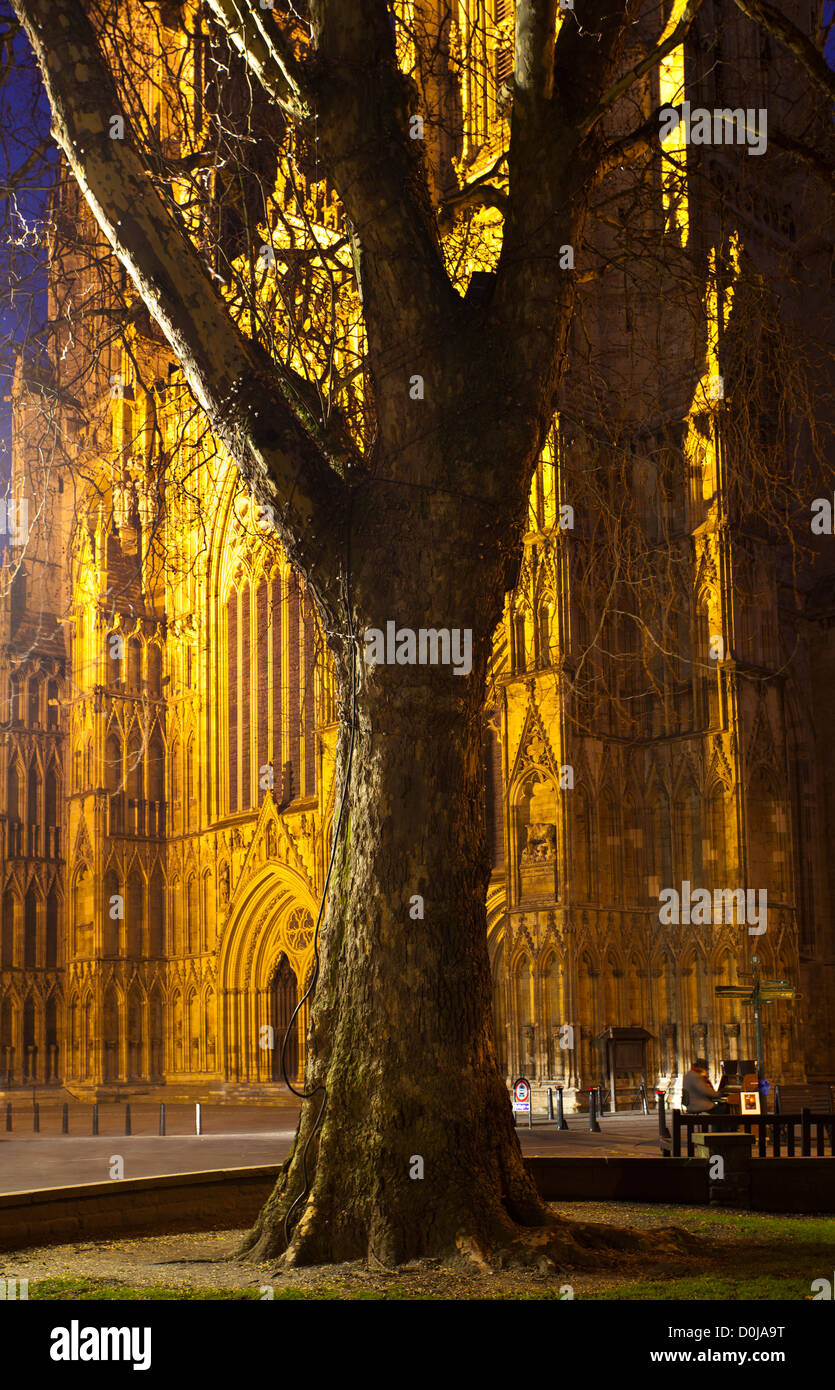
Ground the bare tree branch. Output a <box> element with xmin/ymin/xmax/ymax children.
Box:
<box><xmin>577</xmin><ymin>0</ymin><xmax>706</xmax><ymax>139</ymax></box>
<box><xmin>516</xmin><ymin>0</ymin><xmax>559</xmax><ymax>104</ymax></box>
<box><xmin>764</xmin><ymin>128</ymin><xmax>835</xmax><ymax>189</ymax></box>
<box><xmin>11</xmin><ymin>0</ymin><xmax>350</xmax><ymax>606</ymax></box>
<box><xmin>309</xmin><ymin>0</ymin><xmax>456</xmax><ymax>348</ymax></box>
<box><xmin>492</xmin><ymin>2</ymin><xmax>634</xmax><ymax>416</ymax></box>
<box><xmin>438</xmin><ymin>182</ymin><xmax>508</xmax><ymax>233</ymax></box>
<box><xmin>205</xmin><ymin>0</ymin><xmax>312</xmax><ymax>122</ymax></box>
<box><xmin>733</xmin><ymin>0</ymin><xmax>835</xmax><ymax>105</ymax></box>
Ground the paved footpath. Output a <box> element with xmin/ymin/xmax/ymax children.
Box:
<box><xmin>0</xmin><ymin>1109</ymin><xmax>662</xmax><ymax>1193</ymax></box>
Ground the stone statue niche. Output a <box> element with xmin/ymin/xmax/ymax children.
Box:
<box><xmin>517</xmin><ymin>777</ymin><xmax>558</xmax><ymax>901</ymax></box>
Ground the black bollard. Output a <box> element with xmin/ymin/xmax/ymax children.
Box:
<box><xmin>5</xmin><ymin>1102</ymin><xmax>11</xmax><ymax>1132</ymax></box>
<box><xmin>61</xmin><ymin>1102</ymin><xmax>68</xmax><ymax>1134</ymax></box>
<box><xmin>588</xmin><ymin>1088</ymin><xmax>601</xmax><ymax>1133</ymax></box>
<box><xmin>33</xmin><ymin>1101</ymin><xmax>39</xmax><ymax>1134</ymax></box>
<box><xmin>547</xmin><ymin>1087</ymin><xmax>554</xmax><ymax>1121</ymax></box>
<box><xmin>92</xmin><ymin>1103</ymin><xmax>99</xmax><ymax>1136</ymax></box>
<box><xmin>159</xmin><ymin>1103</ymin><xmax>165</xmax><ymax>1136</ymax></box>
<box><xmin>657</xmin><ymin>1090</ymin><xmax>670</xmax><ymax>1143</ymax></box>
<box><xmin>125</xmin><ymin>1103</ymin><xmax>131</xmax><ymax>1137</ymax></box>
<box><xmin>639</xmin><ymin>1082</ymin><xmax>648</xmax><ymax>1115</ymax></box>
<box><xmin>556</xmin><ymin>1084</ymin><xmax>569</xmax><ymax>1131</ymax></box>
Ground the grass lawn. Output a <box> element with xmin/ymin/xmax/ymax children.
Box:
<box><xmin>8</xmin><ymin>1206</ymin><xmax>833</xmax><ymax>1300</ymax></box>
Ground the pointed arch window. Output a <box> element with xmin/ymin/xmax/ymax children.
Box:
<box><xmin>10</xmin><ymin>673</ymin><xmax>22</xmax><ymax>724</ymax></box>
<box><xmin>623</xmin><ymin>796</ymin><xmax>643</xmax><ymax>903</ymax></box>
<box><xmin>538</xmin><ymin>598</ymin><xmax>555</xmax><ymax>669</ymax></box>
<box><xmin>187</xmin><ymin>875</ymin><xmax>198</xmax><ymax>954</ymax></box>
<box><xmin>572</xmin><ymin>785</ymin><xmax>593</xmax><ymax>902</ymax></box>
<box><xmin>127</xmin><ymin>872</ymin><xmax>143</xmax><ymax>958</ymax></box>
<box><xmin>202</xmin><ymin>870</ymin><xmax>213</xmax><ymax>951</ymax></box>
<box><xmin>46</xmin><ymin>885</ymin><xmax>58</xmax><ymax>969</ymax></box>
<box><xmin>674</xmin><ymin>779</ymin><xmax>703</xmax><ymax>885</ymax></box>
<box><xmin>271</xmin><ymin>571</ymin><xmax>282</xmax><ymax>777</ymax></box>
<box><xmin>147</xmin><ymin>644</ymin><xmax>162</xmax><ymax>698</ymax></box>
<box><xmin>649</xmin><ymin>788</ymin><xmax>673</xmax><ymax>901</ymax></box>
<box><xmin>170</xmin><ymin>738</ymin><xmax>181</xmax><ymax>830</ymax></box>
<box><xmin>514</xmin><ymin>953</ymin><xmax>533</xmax><ymax>1052</ymax></box>
<box><xmin>148</xmin><ymin>729</ymin><xmax>165</xmax><ymax>803</ymax></box>
<box><xmin>27</xmin><ymin>677</ymin><xmax>40</xmax><ymax>727</ymax></box>
<box><xmin>227</xmin><ymin>588</ymin><xmax>238</xmax><ymax>813</ymax></box>
<box><xmin>241</xmin><ymin>581</ymin><xmax>251</xmax><ymax>809</ymax></box>
<box><xmin>707</xmin><ymin>782</ymin><xmax>729</xmax><ymax>888</ymax></box>
<box><xmin>46</xmin><ymin>678</ymin><xmax>59</xmax><ymax>729</ymax></box>
<box><xmin>484</xmin><ymin>719</ymin><xmax>505</xmax><ymax>871</ymax></box>
<box><xmin>256</xmin><ymin>578</ymin><xmax>269</xmax><ymax>799</ymax></box>
<box><xmin>2</xmin><ymin>891</ymin><xmax>16</xmax><ymax>967</ymax></box>
<box><xmin>126</xmin><ymin>724</ymin><xmax>143</xmax><ymax>802</ymax></box>
<box><xmin>287</xmin><ymin>572</ymin><xmax>301</xmax><ymax>800</ymax></box>
<box><xmin>104</xmin><ymin>868</ymin><xmax>122</xmax><ymax>955</ymax></box>
<box><xmin>513</xmin><ymin>606</ymin><xmax>531</xmax><ymax>674</ymax></box>
<box><xmin>73</xmin><ymin>867</ymin><xmax>94</xmax><ymax>950</ymax></box>
<box><xmin>105</xmin><ymin>730</ymin><xmax>122</xmax><ymax>795</ymax></box>
<box><xmin>7</xmin><ymin>761</ymin><xmax>20</xmax><ymax>822</ymax></box>
<box><xmin>185</xmin><ymin>736</ymin><xmax>196</xmax><ymax>829</ymax></box>
<box><xmin>491</xmin><ymin>936</ymin><xmax>506</xmax><ymax>1075</ymax></box>
<box><xmin>24</xmin><ymin>886</ymin><xmax>37</xmax><ymax>968</ymax></box>
<box><xmin>45</xmin><ymin>761</ymin><xmax>58</xmax><ymax>844</ymax></box>
<box><xmin>149</xmin><ymin>869</ymin><xmax>165</xmax><ymax>957</ymax></box>
<box><xmin>599</xmin><ymin>791</ymin><xmax>621</xmax><ymax>899</ymax></box>
<box><xmin>127</xmin><ymin>638</ymin><xmax>142</xmax><ymax>693</ymax></box>
<box><xmin>749</xmin><ymin>768</ymin><xmax>787</xmax><ymax>898</ymax></box>
<box><xmin>171</xmin><ymin>877</ymin><xmax>182</xmax><ymax>955</ymax></box>
<box><xmin>302</xmin><ymin>592</ymin><xmax>317</xmax><ymax>797</ymax></box>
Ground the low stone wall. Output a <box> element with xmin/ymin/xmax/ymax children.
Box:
<box><xmin>526</xmin><ymin>1156</ymin><xmax>709</xmax><ymax>1204</ymax></box>
<box><xmin>526</xmin><ymin>1155</ymin><xmax>835</xmax><ymax>1211</ymax></box>
<box><xmin>0</xmin><ymin>1156</ymin><xmax>831</xmax><ymax>1252</ymax></box>
<box><xmin>0</xmin><ymin>1166</ymin><xmax>281</xmax><ymax>1252</ymax></box>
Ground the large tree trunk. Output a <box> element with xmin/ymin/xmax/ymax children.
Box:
<box><xmin>240</xmin><ymin>507</ymin><xmax>685</xmax><ymax>1269</ymax></box>
<box><xmin>243</xmin><ymin>644</ymin><xmax>544</xmax><ymax>1265</ymax></box>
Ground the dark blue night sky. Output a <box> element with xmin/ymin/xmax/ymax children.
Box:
<box><xmin>0</xmin><ymin>0</ymin><xmax>57</xmax><ymax>489</ymax></box>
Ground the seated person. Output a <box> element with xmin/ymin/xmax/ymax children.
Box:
<box><xmin>683</xmin><ymin>1058</ymin><xmax>725</xmax><ymax>1113</ymax></box>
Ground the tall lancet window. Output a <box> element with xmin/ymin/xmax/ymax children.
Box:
<box><xmin>241</xmin><ymin>582</ymin><xmax>251</xmax><ymax>810</ymax></box>
<box><xmin>227</xmin><ymin>589</ymin><xmax>238</xmax><ymax>814</ymax></box>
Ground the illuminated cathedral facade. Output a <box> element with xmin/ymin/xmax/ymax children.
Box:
<box><xmin>1</xmin><ymin>0</ymin><xmax>833</xmax><ymax>1104</ymax></box>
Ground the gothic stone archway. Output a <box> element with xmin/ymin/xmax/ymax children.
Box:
<box><xmin>270</xmin><ymin>953</ymin><xmax>299</xmax><ymax>1083</ymax></box>
<box><xmin>218</xmin><ymin>867</ymin><xmax>317</xmax><ymax>1086</ymax></box>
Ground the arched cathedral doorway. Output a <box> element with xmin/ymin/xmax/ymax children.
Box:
<box><xmin>270</xmin><ymin>953</ymin><xmax>299</xmax><ymax>1083</ymax></box>
<box><xmin>218</xmin><ymin>863</ymin><xmax>317</xmax><ymax>1086</ymax></box>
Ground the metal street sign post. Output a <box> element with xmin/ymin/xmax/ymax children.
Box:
<box><xmin>512</xmin><ymin>1076</ymin><xmax>532</xmax><ymax>1130</ymax></box>
<box><xmin>715</xmin><ymin>955</ymin><xmax>797</xmax><ymax>1081</ymax></box>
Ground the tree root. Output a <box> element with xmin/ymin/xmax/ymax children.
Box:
<box><xmin>456</xmin><ymin>1210</ymin><xmax>699</xmax><ymax>1274</ymax></box>
<box><xmin>238</xmin><ymin>1194</ymin><xmax>699</xmax><ymax>1274</ymax></box>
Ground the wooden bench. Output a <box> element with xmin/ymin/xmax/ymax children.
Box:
<box><xmin>774</xmin><ymin>1084</ymin><xmax>834</xmax><ymax>1114</ymax></box>
<box><xmin>773</xmin><ymin>1085</ymin><xmax>834</xmax><ymax>1150</ymax></box>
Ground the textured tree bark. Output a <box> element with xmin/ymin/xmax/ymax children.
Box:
<box><xmin>243</xmin><ymin>655</ymin><xmax>545</xmax><ymax>1265</ymax></box>
<box><xmin>240</xmin><ymin>512</ymin><xmax>687</xmax><ymax>1268</ymax></box>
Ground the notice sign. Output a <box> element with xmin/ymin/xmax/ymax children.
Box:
<box><xmin>512</xmin><ymin>1077</ymin><xmax>531</xmax><ymax>1113</ymax></box>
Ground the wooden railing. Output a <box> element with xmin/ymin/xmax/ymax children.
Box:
<box><xmin>658</xmin><ymin>1096</ymin><xmax>835</xmax><ymax>1157</ymax></box>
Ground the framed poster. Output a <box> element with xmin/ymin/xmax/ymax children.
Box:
<box><xmin>741</xmin><ymin>1090</ymin><xmax>761</xmax><ymax>1114</ymax></box>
